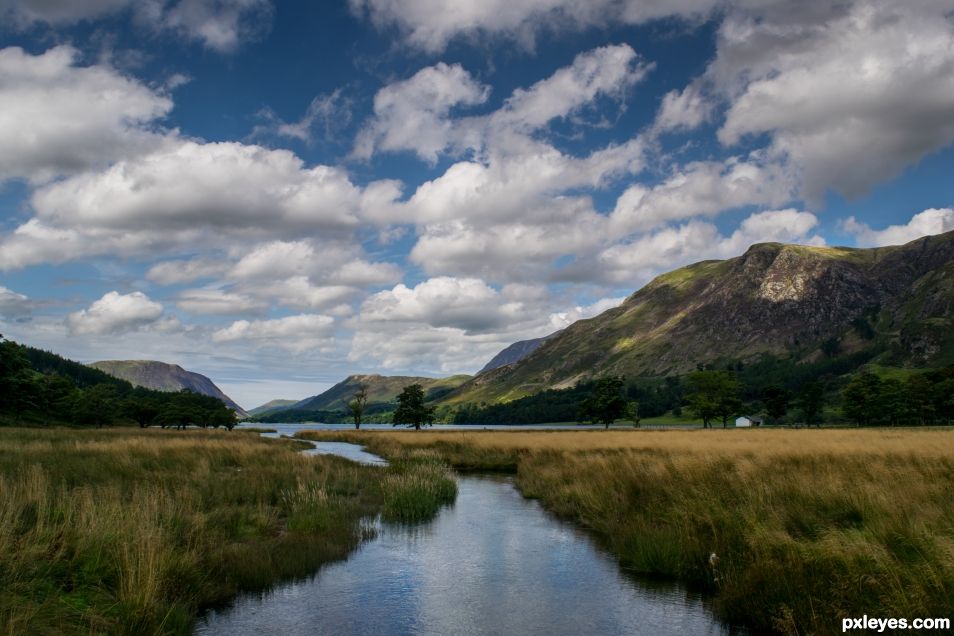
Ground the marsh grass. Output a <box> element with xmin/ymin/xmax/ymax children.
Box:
<box><xmin>0</xmin><ymin>427</ymin><xmax>384</xmax><ymax>635</ymax></box>
<box><xmin>299</xmin><ymin>428</ymin><xmax>954</xmax><ymax>634</ymax></box>
<box><xmin>381</xmin><ymin>450</ymin><xmax>457</xmax><ymax>523</ymax></box>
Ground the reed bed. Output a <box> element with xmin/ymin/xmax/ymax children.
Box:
<box><xmin>298</xmin><ymin>428</ymin><xmax>954</xmax><ymax>634</ymax></box>
<box><xmin>0</xmin><ymin>427</ymin><xmax>384</xmax><ymax>635</ymax></box>
<box><xmin>381</xmin><ymin>450</ymin><xmax>458</xmax><ymax>523</ymax></box>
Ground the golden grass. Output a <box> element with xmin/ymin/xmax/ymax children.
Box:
<box><xmin>0</xmin><ymin>427</ymin><xmax>385</xmax><ymax>635</ymax></box>
<box><xmin>299</xmin><ymin>427</ymin><xmax>954</xmax><ymax>634</ymax></box>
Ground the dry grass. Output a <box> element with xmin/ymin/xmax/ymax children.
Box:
<box><xmin>0</xmin><ymin>427</ymin><xmax>385</xmax><ymax>635</ymax></box>
<box><xmin>299</xmin><ymin>427</ymin><xmax>954</xmax><ymax>634</ymax></box>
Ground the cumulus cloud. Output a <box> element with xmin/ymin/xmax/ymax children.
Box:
<box><xmin>0</xmin><ymin>45</ymin><xmax>171</xmax><ymax>184</ymax></box>
<box><xmin>354</xmin><ymin>62</ymin><xmax>489</xmax><ymax>162</ymax></box>
<box><xmin>1</xmin><ymin>0</ymin><xmax>272</xmax><ymax>51</ymax></box>
<box><xmin>147</xmin><ymin>258</ymin><xmax>230</xmax><ymax>285</ymax></box>
<box><xmin>609</xmin><ymin>158</ymin><xmax>794</xmax><ymax>234</ymax></box>
<box><xmin>212</xmin><ymin>314</ymin><xmax>335</xmax><ymax>352</ymax></box>
<box><xmin>66</xmin><ymin>291</ymin><xmax>165</xmax><ymax>335</ymax></box>
<box><xmin>598</xmin><ymin>209</ymin><xmax>824</xmax><ymax>284</ymax></box>
<box><xmin>175</xmin><ymin>288</ymin><xmax>267</xmax><ymax>315</ymax></box>
<box><xmin>0</xmin><ymin>141</ymin><xmax>401</xmax><ymax>270</ymax></box>
<box><xmin>359</xmin><ymin>277</ymin><xmax>533</xmax><ymax>334</ymax></box>
<box><xmin>349</xmin><ymin>0</ymin><xmax>718</xmax><ymax>52</ymax></box>
<box><xmin>355</xmin><ymin>45</ymin><xmax>648</xmax><ymax>164</ymax></box>
<box><xmin>842</xmin><ymin>208</ymin><xmax>954</xmax><ymax>247</ymax></box>
<box><xmin>548</xmin><ymin>296</ymin><xmax>625</xmax><ymax>331</ymax></box>
<box><xmin>714</xmin><ymin>2</ymin><xmax>954</xmax><ymax>200</ymax></box>
<box><xmin>653</xmin><ymin>84</ymin><xmax>711</xmax><ymax>133</ymax></box>
<box><xmin>0</xmin><ymin>286</ymin><xmax>32</xmax><ymax>320</ymax></box>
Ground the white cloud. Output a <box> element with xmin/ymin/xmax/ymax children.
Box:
<box><xmin>714</xmin><ymin>2</ymin><xmax>954</xmax><ymax>200</ymax></box>
<box><xmin>359</xmin><ymin>277</ymin><xmax>527</xmax><ymax>334</ymax></box>
<box><xmin>609</xmin><ymin>158</ymin><xmax>794</xmax><ymax>234</ymax></box>
<box><xmin>1</xmin><ymin>0</ymin><xmax>272</xmax><ymax>52</ymax></box>
<box><xmin>548</xmin><ymin>296</ymin><xmax>625</xmax><ymax>331</ymax></box>
<box><xmin>353</xmin><ymin>62</ymin><xmax>490</xmax><ymax>162</ymax></box>
<box><xmin>842</xmin><ymin>208</ymin><xmax>954</xmax><ymax>247</ymax></box>
<box><xmin>0</xmin><ymin>286</ymin><xmax>32</xmax><ymax>320</ymax></box>
<box><xmin>212</xmin><ymin>314</ymin><xmax>335</xmax><ymax>353</ymax></box>
<box><xmin>491</xmin><ymin>44</ymin><xmax>650</xmax><ymax>132</ymax></box>
<box><xmin>0</xmin><ymin>140</ymin><xmax>400</xmax><ymax>271</ymax></box>
<box><xmin>147</xmin><ymin>258</ymin><xmax>229</xmax><ymax>285</ymax></box>
<box><xmin>0</xmin><ymin>45</ymin><xmax>171</xmax><ymax>184</ymax></box>
<box><xmin>599</xmin><ymin>209</ymin><xmax>824</xmax><ymax>284</ymax></box>
<box><xmin>350</xmin><ymin>0</ymin><xmax>718</xmax><ymax>52</ymax></box>
<box><xmin>66</xmin><ymin>291</ymin><xmax>165</xmax><ymax>335</ymax></box>
<box><xmin>653</xmin><ymin>84</ymin><xmax>710</xmax><ymax>133</ymax></box>
<box><xmin>175</xmin><ymin>288</ymin><xmax>267</xmax><ymax>315</ymax></box>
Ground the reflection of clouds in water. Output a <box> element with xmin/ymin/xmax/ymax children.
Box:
<box><xmin>198</xmin><ymin>474</ymin><xmax>727</xmax><ymax>635</ymax></box>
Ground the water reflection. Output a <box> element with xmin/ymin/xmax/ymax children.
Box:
<box><xmin>197</xmin><ymin>469</ymin><xmax>727</xmax><ymax>635</ymax></box>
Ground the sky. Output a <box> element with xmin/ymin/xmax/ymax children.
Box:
<box><xmin>1</xmin><ymin>0</ymin><xmax>953</xmax><ymax>409</ymax></box>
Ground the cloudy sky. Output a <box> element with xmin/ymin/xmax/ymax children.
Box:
<box><xmin>1</xmin><ymin>0</ymin><xmax>953</xmax><ymax>408</ymax></box>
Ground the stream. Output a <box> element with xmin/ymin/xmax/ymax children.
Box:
<box><xmin>195</xmin><ymin>439</ymin><xmax>730</xmax><ymax>635</ymax></box>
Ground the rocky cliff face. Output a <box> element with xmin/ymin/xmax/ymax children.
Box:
<box><xmin>446</xmin><ymin>232</ymin><xmax>954</xmax><ymax>404</ymax></box>
<box><xmin>89</xmin><ymin>360</ymin><xmax>248</xmax><ymax>417</ymax></box>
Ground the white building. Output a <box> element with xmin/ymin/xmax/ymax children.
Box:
<box><xmin>735</xmin><ymin>415</ymin><xmax>765</xmax><ymax>427</ymax></box>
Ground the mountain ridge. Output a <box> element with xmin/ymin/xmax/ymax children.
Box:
<box><xmin>444</xmin><ymin>232</ymin><xmax>954</xmax><ymax>404</ymax></box>
<box><xmin>89</xmin><ymin>360</ymin><xmax>249</xmax><ymax>417</ymax></box>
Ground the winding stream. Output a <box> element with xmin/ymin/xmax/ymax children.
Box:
<box><xmin>195</xmin><ymin>441</ymin><xmax>729</xmax><ymax>635</ymax></box>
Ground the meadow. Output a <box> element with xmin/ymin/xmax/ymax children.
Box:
<box><xmin>298</xmin><ymin>427</ymin><xmax>954</xmax><ymax>634</ymax></box>
<box><xmin>0</xmin><ymin>427</ymin><xmax>454</xmax><ymax>635</ymax></box>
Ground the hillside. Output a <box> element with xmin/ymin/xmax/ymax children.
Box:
<box><xmin>478</xmin><ymin>331</ymin><xmax>561</xmax><ymax>374</ymax></box>
<box><xmin>247</xmin><ymin>399</ymin><xmax>297</xmax><ymax>417</ymax></box>
<box><xmin>447</xmin><ymin>231</ymin><xmax>954</xmax><ymax>404</ymax></box>
<box><xmin>298</xmin><ymin>374</ymin><xmax>472</xmax><ymax>411</ymax></box>
<box><xmin>90</xmin><ymin>360</ymin><xmax>248</xmax><ymax>417</ymax></box>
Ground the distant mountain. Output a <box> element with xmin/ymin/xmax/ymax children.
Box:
<box><xmin>478</xmin><ymin>331</ymin><xmax>561</xmax><ymax>374</ymax></box>
<box><xmin>297</xmin><ymin>374</ymin><xmax>472</xmax><ymax>411</ymax></box>
<box><xmin>247</xmin><ymin>399</ymin><xmax>298</xmax><ymax>417</ymax></box>
<box><xmin>445</xmin><ymin>231</ymin><xmax>954</xmax><ymax>404</ymax></box>
<box><xmin>89</xmin><ymin>360</ymin><xmax>249</xmax><ymax>417</ymax></box>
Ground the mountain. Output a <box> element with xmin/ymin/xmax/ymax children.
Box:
<box><xmin>247</xmin><ymin>399</ymin><xmax>298</xmax><ymax>417</ymax></box>
<box><xmin>89</xmin><ymin>360</ymin><xmax>249</xmax><ymax>417</ymax></box>
<box><xmin>446</xmin><ymin>231</ymin><xmax>954</xmax><ymax>404</ymax></box>
<box><xmin>478</xmin><ymin>330</ymin><xmax>561</xmax><ymax>374</ymax></box>
<box><xmin>297</xmin><ymin>374</ymin><xmax>472</xmax><ymax>411</ymax></box>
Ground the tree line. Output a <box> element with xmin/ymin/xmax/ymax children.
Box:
<box><xmin>1</xmin><ymin>336</ymin><xmax>237</xmax><ymax>429</ymax></box>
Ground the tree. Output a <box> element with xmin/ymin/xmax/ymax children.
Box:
<box><xmin>393</xmin><ymin>384</ymin><xmax>435</xmax><ymax>430</ymax></box>
<box><xmin>798</xmin><ymin>381</ymin><xmax>825</xmax><ymax>427</ymax></box>
<box><xmin>579</xmin><ymin>375</ymin><xmax>627</xmax><ymax>428</ymax></box>
<box><xmin>73</xmin><ymin>384</ymin><xmax>119</xmax><ymax>427</ymax></box>
<box><xmin>686</xmin><ymin>371</ymin><xmax>741</xmax><ymax>428</ymax></box>
<box><xmin>348</xmin><ymin>384</ymin><xmax>369</xmax><ymax>430</ymax></box>
<box><xmin>762</xmin><ymin>385</ymin><xmax>791</xmax><ymax>424</ymax></box>
<box><xmin>842</xmin><ymin>373</ymin><xmax>882</xmax><ymax>425</ymax></box>
<box><xmin>626</xmin><ymin>401</ymin><xmax>641</xmax><ymax>428</ymax></box>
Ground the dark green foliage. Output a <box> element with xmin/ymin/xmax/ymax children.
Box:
<box><xmin>762</xmin><ymin>385</ymin><xmax>791</xmax><ymax>423</ymax></box>
<box><xmin>686</xmin><ymin>370</ymin><xmax>742</xmax><ymax>428</ymax></box>
<box><xmin>393</xmin><ymin>384</ymin><xmax>435</xmax><ymax>430</ymax></box>
<box><xmin>579</xmin><ymin>375</ymin><xmax>628</xmax><ymax>428</ymax></box>
<box><xmin>0</xmin><ymin>335</ymin><xmax>237</xmax><ymax>429</ymax></box>
<box><xmin>798</xmin><ymin>381</ymin><xmax>825</xmax><ymax>426</ymax></box>
<box><xmin>841</xmin><ymin>368</ymin><xmax>954</xmax><ymax>425</ymax></box>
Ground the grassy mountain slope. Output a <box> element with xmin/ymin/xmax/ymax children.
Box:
<box><xmin>299</xmin><ymin>374</ymin><xmax>472</xmax><ymax>411</ymax></box>
<box><xmin>447</xmin><ymin>232</ymin><xmax>954</xmax><ymax>404</ymax></box>
<box><xmin>247</xmin><ymin>399</ymin><xmax>297</xmax><ymax>416</ymax></box>
<box><xmin>478</xmin><ymin>330</ymin><xmax>561</xmax><ymax>374</ymax></box>
<box><xmin>90</xmin><ymin>360</ymin><xmax>249</xmax><ymax>417</ymax></box>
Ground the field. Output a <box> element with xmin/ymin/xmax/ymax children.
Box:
<box><xmin>0</xmin><ymin>427</ymin><xmax>454</xmax><ymax>635</ymax></box>
<box><xmin>298</xmin><ymin>428</ymin><xmax>954</xmax><ymax>634</ymax></box>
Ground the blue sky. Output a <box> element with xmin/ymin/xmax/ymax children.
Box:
<box><xmin>1</xmin><ymin>0</ymin><xmax>953</xmax><ymax>408</ymax></box>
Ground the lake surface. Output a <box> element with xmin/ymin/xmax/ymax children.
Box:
<box><xmin>196</xmin><ymin>442</ymin><xmax>729</xmax><ymax>635</ymax></box>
